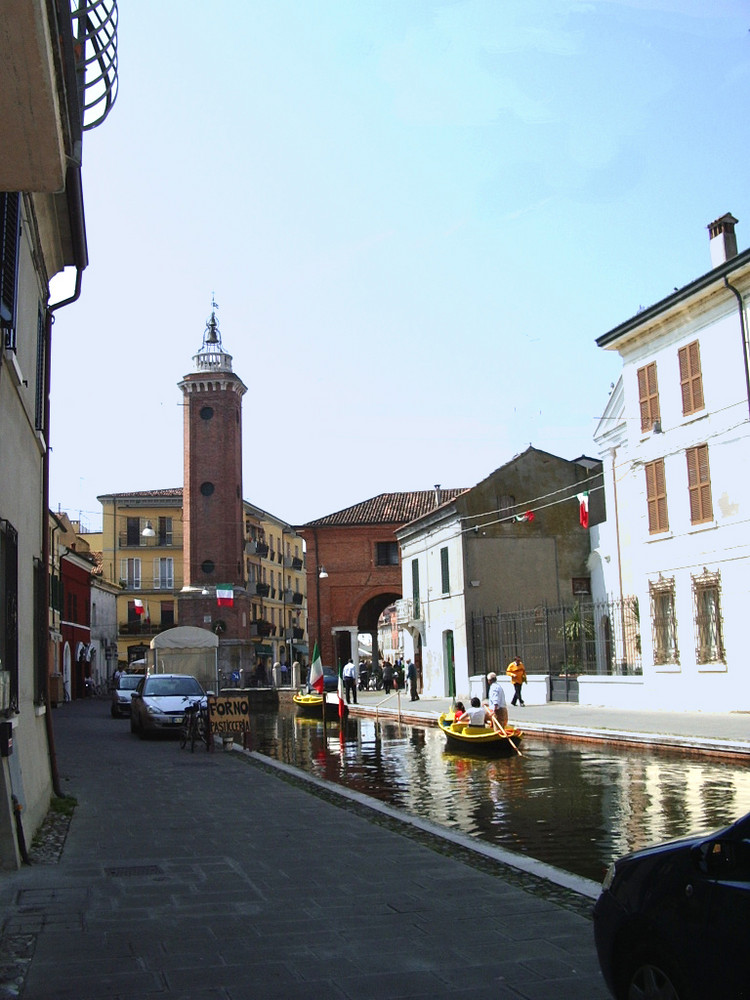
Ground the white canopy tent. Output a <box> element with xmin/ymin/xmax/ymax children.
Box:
<box><xmin>150</xmin><ymin>627</ymin><xmax>219</xmax><ymax>694</ymax></box>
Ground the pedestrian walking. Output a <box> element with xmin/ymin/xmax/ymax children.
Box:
<box><xmin>407</xmin><ymin>659</ymin><xmax>419</xmax><ymax>701</ymax></box>
<box><xmin>506</xmin><ymin>655</ymin><xmax>527</xmax><ymax>706</ymax></box>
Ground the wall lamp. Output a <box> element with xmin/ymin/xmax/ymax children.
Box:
<box><xmin>141</xmin><ymin>520</ymin><xmax>156</xmax><ymax>538</ymax></box>
<box><xmin>318</xmin><ymin>566</ymin><xmax>328</xmax><ymax>579</ymax></box>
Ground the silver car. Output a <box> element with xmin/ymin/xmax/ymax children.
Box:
<box><xmin>129</xmin><ymin>674</ymin><xmax>207</xmax><ymax>738</ymax></box>
<box><xmin>110</xmin><ymin>673</ymin><xmax>144</xmax><ymax>718</ymax></box>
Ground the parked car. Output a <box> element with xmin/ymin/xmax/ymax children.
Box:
<box><xmin>130</xmin><ymin>673</ymin><xmax>207</xmax><ymax>738</ymax></box>
<box><xmin>323</xmin><ymin>667</ymin><xmax>338</xmax><ymax>693</ymax></box>
<box><xmin>110</xmin><ymin>673</ymin><xmax>144</xmax><ymax>718</ymax></box>
<box><xmin>593</xmin><ymin>810</ymin><xmax>750</xmax><ymax>1000</ymax></box>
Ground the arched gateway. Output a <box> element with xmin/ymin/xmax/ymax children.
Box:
<box><xmin>297</xmin><ymin>489</ymin><xmax>465</xmax><ymax>671</ymax></box>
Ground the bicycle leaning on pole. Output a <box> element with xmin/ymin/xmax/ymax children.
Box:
<box><xmin>179</xmin><ymin>696</ymin><xmax>211</xmax><ymax>752</ymax></box>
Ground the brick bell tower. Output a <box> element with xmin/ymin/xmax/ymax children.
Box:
<box><xmin>177</xmin><ymin>303</ymin><xmax>253</xmax><ymax>672</ymax></box>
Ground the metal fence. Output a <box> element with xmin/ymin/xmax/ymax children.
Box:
<box><xmin>471</xmin><ymin>597</ymin><xmax>642</xmax><ymax>680</ymax></box>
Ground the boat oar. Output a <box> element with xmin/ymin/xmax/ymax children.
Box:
<box><xmin>491</xmin><ymin>715</ymin><xmax>523</xmax><ymax>757</ymax></box>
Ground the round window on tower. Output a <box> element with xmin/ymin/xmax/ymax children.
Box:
<box><xmin>200</xmin><ymin>481</ymin><xmax>215</xmax><ymax>496</ymax></box>
<box><xmin>200</xmin><ymin>406</ymin><xmax>214</xmax><ymax>420</ymax></box>
<box><xmin>202</xmin><ymin>560</ymin><xmax>215</xmax><ymax>575</ymax></box>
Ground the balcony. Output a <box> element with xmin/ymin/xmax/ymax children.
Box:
<box><xmin>292</xmin><ymin>591</ymin><xmax>304</xmax><ymax>605</ymax></box>
<box><xmin>284</xmin><ymin>555</ymin><xmax>304</xmax><ymax>570</ymax></box>
<box><xmin>119</xmin><ymin>620</ymin><xmax>172</xmax><ymax>637</ymax></box>
<box><xmin>255</xmin><ymin>582</ymin><xmax>270</xmax><ymax>597</ymax></box>
<box><xmin>250</xmin><ymin>621</ymin><xmax>274</xmax><ymax>638</ymax></box>
<box><xmin>118</xmin><ymin>531</ymin><xmax>183</xmax><ymax>549</ymax></box>
<box><xmin>285</xmin><ymin>627</ymin><xmax>305</xmax><ymax>641</ymax></box>
<box><xmin>395</xmin><ymin>599</ymin><xmax>421</xmax><ymax>624</ymax></box>
<box><xmin>246</xmin><ymin>540</ymin><xmax>269</xmax><ymax>557</ymax></box>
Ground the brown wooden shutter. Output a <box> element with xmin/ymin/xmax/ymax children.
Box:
<box><xmin>678</xmin><ymin>342</ymin><xmax>704</xmax><ymax>415</ymax></box>
<box><xmin>637</xmin><ymin>363</ymin><xmax>660</xmax><ymax>432</ymax></box>
<box><xmin>645</xmin><ymin>458</ymin><xmax>668</xmax><ymax>534</ymax></box>
<box><xmin>686</xmin><ymin>445</ymin><xmax>712</xmax><ymax>523</ymax></box>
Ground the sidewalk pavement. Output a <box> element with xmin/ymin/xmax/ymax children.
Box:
<box><xmin>0</xmin><ymin>698</ymin><xmax>612</xmax><ymax>1000</ymax></box>
<box><xmin>344</xmin><ymin>690</ymin><xmax>750</xmax><ymax>757</ymax></box>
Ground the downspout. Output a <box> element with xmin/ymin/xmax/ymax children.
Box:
<box><xmin>42</xmin><ymin>163</ymin><xmax>88</xmax><ymax>799</ymax></box>
<box><xmin>724</xmin><ymin>278</ymin><xmax>750</xmax><ymax>421</ymax></box>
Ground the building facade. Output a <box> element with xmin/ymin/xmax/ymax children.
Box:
<box><xmin>591</xmin><ymin>214</ymin><xmax>750</xmax><ymax>711</ymax></box>
<box><xmin>0</xmin><ymin>0</ymin><xmax>118</xmax><ymax>867</ymax></box>
<box><xmin>396</xmin><ymin>448</ymin><xmax>601</xmax><ymax>701</ymax></box>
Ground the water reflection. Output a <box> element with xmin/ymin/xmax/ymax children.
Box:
<box><xmin>243</xmin><ymin>708</ymin><xmax>750</xmax><ymax>883</ymax></box>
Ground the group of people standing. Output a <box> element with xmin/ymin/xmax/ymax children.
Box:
<box><xmin>343</xmin><ymin>657</ymin><xmax>419</xmax><ymax>703</ymax></box>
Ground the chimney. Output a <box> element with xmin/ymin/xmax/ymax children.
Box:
<box><xmin>433</xmin><ymin>484</ymin><xmax>441</xmax><ymax>507</ymax></box>
<box><xmin>707</xmin><ymin>213</ymin><xmax>738</xmax><ymax>267</ymax></box>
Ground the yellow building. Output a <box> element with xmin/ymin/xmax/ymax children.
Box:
<box><xmin>93</xmin><ymin>490</ymin><xmax>307</xmax><ymax>677</ymax></box>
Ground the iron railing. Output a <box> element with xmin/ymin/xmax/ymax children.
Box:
<box><xmin>471</xmin><ymin>597</ymin><xmax>642</xmax><ymax>679</ymax></box>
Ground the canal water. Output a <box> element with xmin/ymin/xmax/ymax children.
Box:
<box><xmin>242</xmin><ymin>708</ymin><xmax>750</xmax><ymax>884</ymax></box>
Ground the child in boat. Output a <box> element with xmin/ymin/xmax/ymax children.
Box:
<box><xmin>452</xmin><ymin>701</ymin><xmax>466</xmax><ymax>723</ymax></box>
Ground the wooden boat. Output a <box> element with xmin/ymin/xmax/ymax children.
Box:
<box><xmin>293</xmin><ymin>692</ymin><xmax>347</xmax><ymax>721</ymax></box>
<box><xmin>438</xmin><ymin>713</ymin><xmax>523</xmax><ymax>756</ymax></box>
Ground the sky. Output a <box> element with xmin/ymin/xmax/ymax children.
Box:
<box><xmin>49</xmin><ymin>0</ymin><xmax>750</xmax><ymax>531</ymax></box>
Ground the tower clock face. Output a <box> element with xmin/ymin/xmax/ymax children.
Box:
<box><xmin>200</xmin><ymin>405</ymin><xmax>214</xmax><ymax>420</ymax></box>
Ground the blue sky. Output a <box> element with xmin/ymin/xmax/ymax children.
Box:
<box><xmin>49</xmin><ymin>0</ymin><xmax>750</xmax><ymax>530</ymax></box>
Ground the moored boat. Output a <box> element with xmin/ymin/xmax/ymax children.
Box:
<box><xmin>438</xmin><ymin>713</ymin><xmax>523</xmax><ymax>756</ymax></box>
<box><xmin>293</xmin><ymin>692</ymin><xmax>347</xmax><ymax>720</ymax></box>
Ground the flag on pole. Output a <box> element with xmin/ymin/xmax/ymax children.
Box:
<box><xmin>216</xmin><ymin>585</ymin><xmax>234</xmax><ymax>607</ymax></box>
<box><xmin>577</xmin><ymin>492</ymin><xmax>590</xmax><ymax>529</ymax></box>
<box><xmin>337</xmin><ymin>660</ymin><xmax>346</xmax><ymax>720</ymax></box>
<box><xmin>133</xmin><ymin>599</ymin><xmax>144</xmax><ymax>616</ymax></box>
<box><xmin>308</xmin><ymin>642</ymin><xmax>324</xmax><ymax>694</ymax></box>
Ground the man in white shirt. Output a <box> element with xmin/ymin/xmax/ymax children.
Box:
<box><xmin>486</xmin><ymin>672</ymin><xmax>508</xmax><ymax>728</ymax></box>
<box><xmin>343</xmin><ymin>659</ymin><xmax>357</xmax><ymax>704</ymax></box>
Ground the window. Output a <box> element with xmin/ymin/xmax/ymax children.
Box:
<box><xmin>649</xmin><ymin>578</ymin><xmax>679</xmax><ymax>666</ymax></box>
<box><xmin>126</xmin><ymin>517</ymin><xmax>140</xmax><ymax>546</ymax></box>
<box><xmin>498</xmin><ymin>495</ymin><xmax>515</xmax><ymax>520</ymax></box>
<box><xmin>572</xmin><ymin>578</ymin><xmax>591</xmax><ymax>596</ymax></box>
<box><xmin>686</xmin><ymin>445</ymin><xmax>713</xmax><ymax>524</ymax></box>
<box><xmin>120</xmin><ymin>557</ymin><xmax>141</xmax><ymax>589</ymax></box>
<box><xmin>440</xmin><ymin>547</ymin><xmax>449</xmax><ymax>594</ymax></box>
<box><xmin>411</xmin><ymin>559</ymin><xmax>420</xmax><ymax>619</ymax></box>
<box><xmin>153</xmin><ymin>557</ymin><xmax>174</xmax><ymax>590</ymax></box>
<box><xmin>678</xmin><ymin>341</ymin><xmax>704</xmax><ymax>416</ymax></box>
<box><xmin>375</xmin><ymin>541</ymin><xmax>399</xmax><ymax>566</ymax></box>
<box><xmin>0</xmin><ymin>192</ymin><xmax>21</xmax><ymax>342</ymax></box>
<box><xmin>0</xmin><ymin>519</ymin><xmax>19</xmax><ymax>712</ymax></box>
<box><xmin>161</xmin><ymin>601</ymin><xmax>175</xmax><ymax>627</ymax></box>
<box><xmin>637</xmin><ymin>362</ymin><xmax>660</xmax><ymax>433</ymax></box>
<box><xmin>158</xmin><ymin>516</ymin><xmax>173</xmax><ymax>545</ymax></box>
<box><xmin>645</xmin><ymin>459</ymin><xmax>669</xmax><ymax>534</ymax></box>
<box><xmin>693</xmin><ymin>571</ymin><xmax>724</xmax><ymax>664</ymax></box>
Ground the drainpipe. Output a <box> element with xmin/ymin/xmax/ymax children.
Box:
<box><xmin>724</xmin><ymin>278</ymin><xmax>750</xmax><ymax>422</ymax></box>
<box><xmin>42</xmin><ymin>163</ymin><xmax>88</xmax><ymax>799</ymax></box>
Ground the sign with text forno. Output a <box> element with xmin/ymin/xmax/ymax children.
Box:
<box><xmin>207</xmin><ymin>695</ymin><xmax>251</xmax><ymax>734</ymax></box>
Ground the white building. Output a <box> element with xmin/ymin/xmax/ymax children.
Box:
<box><xmin>592</xmin><ymin>214</ymin><xmax>750</xmax><ymax>712</ymax></box>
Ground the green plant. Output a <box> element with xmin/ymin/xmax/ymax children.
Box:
<box><xmin>50</xmin><ymin>795</ymin><xmax>77</xmax><ymax>817</ymax></box>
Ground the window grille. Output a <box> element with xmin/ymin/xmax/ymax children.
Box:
<box><xmin>693</xmin><ymin>570</ymin><xmax>725</xmax><ymax>664</ymax></box>
<box><xmin>649</xmin><ymin>578</ymin><xmax>679</xmax><ymax>665</ymax></box>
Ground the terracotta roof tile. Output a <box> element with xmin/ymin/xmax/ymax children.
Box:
<box><xmin>300</xmin><ymin>490</ymin><xmax>467</xmax><ymax>528</ymax></box>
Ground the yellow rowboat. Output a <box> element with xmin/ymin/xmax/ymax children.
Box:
<box><xmin>438</xmin><ymin>713</ymin><xmax>523</xmax><ymax>756</ymax></box>
<box><xmin>293</xmin><ymin>692</ymin><xmax>348</xmax><ymax>720</ymax></box>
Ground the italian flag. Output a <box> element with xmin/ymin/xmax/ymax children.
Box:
<box><xmin>308</xmin><ymin>642</ymin><xmax>324</xmax><ymax>694</ymax></box>
<box><xmin>216</xmin><ymin>584</ymin><xmax>234</xmax><ymax>607</ymax></box>
<box><xmin>337</xmin><ymin>660</ymin><xmax>346</xmax><ymax>720</ymax></box>
<box><xmin>577</xmin><ymin>492</ymin><xmax>590</xmax><ymax>529</ymax></box>
<box><xmin>133</xmin><ymin>599</ymin><xmax>145</xmax><ymax>616</ymax></box>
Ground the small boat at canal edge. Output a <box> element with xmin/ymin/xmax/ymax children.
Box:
<box><xmin>293</xmin><ymin>692</ymin><xmax>348</xmax><ymax>721</ymax></box>
<box><xmin>438</xmin><ymin>713</ymin><xmax>523</xmax><ymax>756</ymax></box>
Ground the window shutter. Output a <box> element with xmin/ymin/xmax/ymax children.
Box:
<box><xmin>678</xmin><ymin>342</ymin><xmax>704</xmax><ymax>415</ymax></box>
<box><xmin>440</xmin><ymin>547</ymin><xmax>449</xmax><ymax>594</ymax></box>
<box><xmin>645</xmin><ymin>458</ymin><xmax>668</xmax><ymax>534</ymax></box>
<box><xmin>637</xmin><ymin>363</ymin><xmax>660</xmax><ymax>432</ymax></box>
<box><xmin>0</xmin><ymin>193</ymin><xmax>21</xmax><ymax>336</ymax></box>
<box><xmin>686</xmin><ymin>445</ymin><xmax>712</xmax><ymax>523</ymax></box>
<box><xmin>153</xmin><ymin>558</ymin><xmax>160</xmax><ymax>589</ymax></box>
